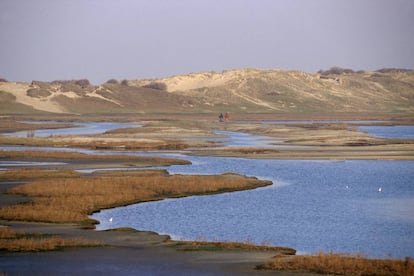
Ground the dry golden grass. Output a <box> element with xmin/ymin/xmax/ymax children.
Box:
<box><xmin>0</xmin><ymin>150</ymin><xmax>189</xmax><ymax>164</ymax></box>
<box><xmin>0</xmin><ymin>168</ymin><xmax>80</xmax><ymax>180</ymax></box>
<box><xmin>0</xmin><ymin>136</ymin><xmax>54</xmax><ymax>147</ymax></box>
<box><xmin>0</xmin><ymin>135</ymin><xmax>190</xmax><ymax>150</ymax></box>
<box><xmin>0</xmin><ymin>226</ymin><xmax>103</xmax><ymax>252</ymax></box>
<box><xmin>0</xmin><ymin>119</ymin><xmax>73</xmax><ymax>133</ymax></box>
<box><xmin>224</xmin><ymin>148</ymin><xmax>279</xmax><ymax>155</ymax></box>
<box><xmin>0</xmin><ymin>150</ymin><xmax>190</xmax><ymax>166</ymax></box>
<box><xmin>260</xmin><ymin>252</ymin><xmax>414</xmax><ymax>276</ymax></box>
<box><xmin>0</xmin><ymin>173</ymin><xmax>271</xmax><ymax>225</ymax></box>
<box><xmin>62</xmin><ymin>138</ymin><xmax>190</xmax><ymax>150</ymax></box>
<box><xmin>170</xmin><ymin>240</ymin><xmax>296</xmax><ymax>254</ymax></box>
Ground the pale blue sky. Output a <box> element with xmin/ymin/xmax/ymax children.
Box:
<box><xmin>1</xmin><ymin>0</ymin><xmax>413</xmax><ymax>84</ymax></box>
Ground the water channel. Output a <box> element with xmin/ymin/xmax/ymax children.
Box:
<box><xmin>5</xmin><ymin>122</ymin><xmax>140</xmax><ymax>137</ymax></box>
<box><xmin>2</xmin><ymin>122</ymin><xmax>414</xmax><ymax>258</ymax></box>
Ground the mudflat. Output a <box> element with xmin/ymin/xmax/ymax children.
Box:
<box><xmin>1</xmin><ymin>221</ymin><xmax>297</xmax><ymax>276</ymax></box>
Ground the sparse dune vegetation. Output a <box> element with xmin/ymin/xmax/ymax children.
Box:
<box><xmin>1</xmin><ymin>68</ymin><xmax>413</xmax><ymax>114</ymax></box>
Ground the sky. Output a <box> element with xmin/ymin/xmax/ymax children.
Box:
<box><xmin>1</xmin><ymin>0</ymin><xmax>413</xmax><ymax>84</ymax></box>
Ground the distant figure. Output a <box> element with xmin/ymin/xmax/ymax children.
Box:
<box><xmin>224</xmin><ymin>112</ymin><xmax>229</xmax><ymax>121</ymax></box>
<box><xmin>109</xmin><ymin>217</ymin><xmax>113</xmax><ymax>222</ymax></box>
<box><xmin>378</xmin><ymin>187</ymin><xmax>382</xmax><ymax>192</ymax></box>
<box><xmin>219</xmin><ymin>113</ymin><xmax>224</xmax><ymax>122</ymax></box>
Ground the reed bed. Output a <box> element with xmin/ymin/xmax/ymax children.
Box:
<box><xmin>260</xmin><ymin>252</ymin><xmax>414</xmax><ymax>276</ymax></box>
<box><xmin>0</xmin><ymin>226</ymin><xmax>103</xmax><ymax>252</ymax></box>
<box><xmin>0</xmin><ymin>173</ymin><xmax>271</xmax><ymax>225</ymax></box>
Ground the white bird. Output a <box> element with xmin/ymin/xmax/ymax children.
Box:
<box><xmin>109</xmin><ymin>217</ymin><xmax>113</xmax><ymax>222</ymax></box>
<box><xmin>378</xmin><ymin>187</ymin><xmax>382</xmax><ymax>192</ymax></box>
<box><xmin>346</xmin><ymin>185</ymin><xmax>349</xmax><ymax>190</ymax></box>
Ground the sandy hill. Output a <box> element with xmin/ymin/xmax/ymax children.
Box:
<box><xmin>1</xmin><ymin>68</ymin><xmax>413</xmax><ymax>115</ymax></box>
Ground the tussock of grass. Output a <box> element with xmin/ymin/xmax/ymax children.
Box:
<box><xmin>0</xmin><ymin>226</ymin><xmax>103</xmax><ymax>252</ymax></box>
<box><xmin>259</xmin><ymin>252</ymin><xmax>414</xmax><ymax>276</ymax></box>
<box><xmin>0</xmin><ymin>173</ymin><xmax>271</xmax><ymax>225</ymax></box>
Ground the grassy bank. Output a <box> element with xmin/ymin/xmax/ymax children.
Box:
<box><xmin>169</xmin><ymin>240</ymin><xmax>296</xmax><ymax>255</ymax></box>
<box><xmin>0</xmin><ymin>150</ymin><xmax>191</xmax><ymax>166</ymax></box>
<box><xmin>0</xmin><ymin>168</ymin><xmax>80</xmax><ymax>180</ymax></box>
<box><xmin>0</xmin><ymin>225</ymin><xmax>103</xmax><ymax>252</ymax></box>
<box><xmin>0</xmin><ymin>135</ymin><xmax>192</xmax><ymax>150</ymax></box>
<box><xmin>0</xmin><ymin>119</ymin><xmax>74</xmax><ymax>133</ymax></box>
<box><xmin>0</xmin><ymin>170</ymin><xmax>271</xmax><ymax>226</ymax></box>
<box><xmin>259</xmin><ymin>252</ymin><xmax>414</xmax><ymax>276</ymax></box>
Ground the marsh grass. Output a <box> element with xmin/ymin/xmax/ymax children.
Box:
<box><xmin>65</xmin><ymin>139</ymin><xmax>190</xmax><ymax>150</ymax></box>
<box><xmin>0</xmin><ymin>119</ymin><xmax>73</xmax><ymax>133</ymax></box>
<box><xmin>0</xmin><ymin>150</ymin><xmax>190</xmax><ymax>166</ymax></box>
<box><xmin>0</xmin><ymin>173</ymin><xmax>271</xmax><ymax>226</ymax></box>
<box><xmin>0</xmin><ymin>226</ymin><xmax>103</xmax><ymax>252</ymax></box>
<box><xmin>259</xmin><ymin>252</ymin><xmax>414</xmax><ymax>276</ymax></box>
<box><xmin>0</xmin><ymin>168</ymin><xmax>80</xmax><ymax>180</ymax></box>
<box><xmin>0</xmin><ymin>135</ymin><xmax>190</xmax><ymax>150</ymax></box>
<box><xmin>170</xmin><ymin>240</ymin><xmax>296</xmax><ymax>254</ymax></box>
<box><xmin>224</xmin><ymin>148</ymin><xmax>279</xmax><ymax>154</ymax></box>
<box><xmin>0</xmin><ymin>136</ymin><xmax>54</xmax><ymax>147</ymax></box>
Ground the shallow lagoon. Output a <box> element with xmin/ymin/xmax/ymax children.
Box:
<box><xmin>1</xmin><ymin>121</ymin><xmax>413</xmax><ymax>258</ymax></box>
<box><xmin>92</xmin><ymin>156</ymin><xmax>414</xmax><ymax>258</ymax></box>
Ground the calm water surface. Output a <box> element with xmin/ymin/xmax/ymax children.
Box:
<box><xmin>6</xmin><ymin>122</ymin><xmax>140</xmax><ymax>137</ymax></box>
<box><xmin>359</xmin><ymin>125</ymin><xmax>414</xmax><ymax>139</ymax></box>
<box><xmin>2</xmin><ymin>121</ymin><xmax>413</xmax><ymax>258</ymax></box>
<box><xmin>92</xmin><ymin>156</ymin><xmax>414</xmax><ymax>258</ymax></box>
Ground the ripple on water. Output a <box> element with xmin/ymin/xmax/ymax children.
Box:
<box><xmin>91</xmin><ymin>158</ymin><xmax>414</xmax><ymax>259</ymax></box>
